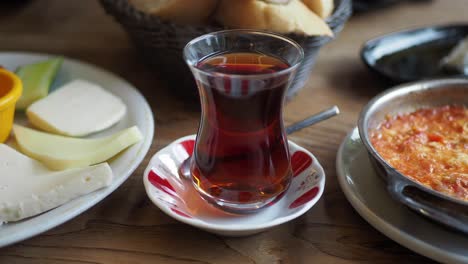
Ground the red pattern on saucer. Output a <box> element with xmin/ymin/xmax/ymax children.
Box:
<box><xmin>291</xmin><ymin>151</ymin><xmax>313</xmax><ymax>177</ymax></box>
<box><xmin>148</xmin><ymin>170</ymin><xmax>177</xmax><ymax>198</ymax></box>
<box><xmin>289</xmin><ymin>187</ymin><xmax>319</xmax><ymax>209</ymax></box>
<box><xmin>180</xmin><ymin>139</ymin><xmax>195</xmax><ymax>155</ymax></box>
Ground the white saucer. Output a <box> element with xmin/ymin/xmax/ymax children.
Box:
<box><xmin>337</xmin><ymin>128</ymin><xmax>468</xmax><ymax>264</ymax></box>
<box><xmin>143</xmin><ymin>134</ymin><xmax>325</xmax><ymax>236</ymax></box>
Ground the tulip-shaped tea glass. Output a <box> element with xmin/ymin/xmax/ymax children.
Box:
<box><xmin>184</xmin><ymin>30</ymin><xmax>304</xmax><ymax>213</ymax></box>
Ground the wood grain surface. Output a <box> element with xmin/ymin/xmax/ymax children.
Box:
<box><xmin>0</xmin><ymin>1</ymin><xmax>466</xmax><ymax>263</ymax></box>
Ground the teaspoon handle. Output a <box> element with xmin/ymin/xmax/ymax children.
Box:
<box><xmin>285</xmin><ymin>106</ymin><xmax>340</xmax><ymax>135</ymax></box>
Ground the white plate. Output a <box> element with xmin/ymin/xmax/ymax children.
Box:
<box><xmin>337</xmin><ymin>127</ymin><xmax>468</xmax><ymax>264</ymax></box>
<box><xmin>143</xmin><ymin>135</ymin><xmax>325</xmax><ymax>236</ymax></box>
<box><xmin>0</xmin><ymin>52</ymin><xmax>154</xmax><ymax>247</ymax></box>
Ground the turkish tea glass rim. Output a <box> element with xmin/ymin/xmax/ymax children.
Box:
<box><xmin>183</xmin><ymin>29</ymin><xmax>305</xmax><ymax>80</ymax></box>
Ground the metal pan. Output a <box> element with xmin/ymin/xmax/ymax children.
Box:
<box><xmin>358</xmin><ymin>78</ymin><xmax>468</xmax><ymax>234</ymax></box>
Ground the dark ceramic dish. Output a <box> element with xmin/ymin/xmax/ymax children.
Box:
<box><xmin>361</xmin><ymin>24</ymin><xmax>468</xmax><ymax>83</ymax></box>
<box><xmin>358</xmin><ymin>78</ymin><xmax>468</xmax><ymax>234</ymax></box>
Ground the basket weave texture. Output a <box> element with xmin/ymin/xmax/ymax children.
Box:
<box><xmin>100</xmin><ymin>0</ymin><xmax>352</xmax><ymax>100</ymax></box>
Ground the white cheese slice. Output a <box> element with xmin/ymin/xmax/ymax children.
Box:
<box><xmin>26</xmin><ymin>79</ymin><xmax>127</xmax><ymax>137</ymax></box>
<box><xmin>0</xmin><ymin>144</ymin><xmax>113</xmax><ymax>224</ymax></box>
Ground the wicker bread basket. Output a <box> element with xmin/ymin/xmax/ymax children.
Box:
<box><xmin>100</xmin><ymin>0</ymin><xmax>352</xmax><ymax>100</ymax></box>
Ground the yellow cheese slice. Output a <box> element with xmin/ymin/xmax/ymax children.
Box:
<box><xmin>13</xmin><ymin>125</ymin><xmax>143</xmax><ymax>171</ymax></box>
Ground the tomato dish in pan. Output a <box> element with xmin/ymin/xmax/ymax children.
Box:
<box><xmin>370</xmin><ymin>105</ymin><xmax>468</xmax><ymax>201</ymax></box>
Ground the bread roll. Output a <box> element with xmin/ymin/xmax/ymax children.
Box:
<box><xmin>302</xmin><ymin>0</ymin><xmax>334</xmax><ymax>18</ymax></box>
<box><xmin>215</xmin><ymin>0</ymin><xmax>333</xmax><ymax>37</ymax></box>
<box><xmin>128</xmin><ymin>0</ymin><xmax>218</xmax><ymax>25</ymax></box>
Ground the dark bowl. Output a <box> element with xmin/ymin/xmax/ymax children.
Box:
<box><xmin>361</xmin><ymin>24</ymin><xmax>468</xmax><ymax>83</ymax></box>
<box><xmin>358</xmin><ymin>78</ymin><xmax>468</xmax><ymax>234</ymax></box>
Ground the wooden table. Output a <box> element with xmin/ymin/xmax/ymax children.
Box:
<box><xmin>0</xmin><ymin>1</ymin><xmax>466</xmax><ymax>263</ymax></box>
